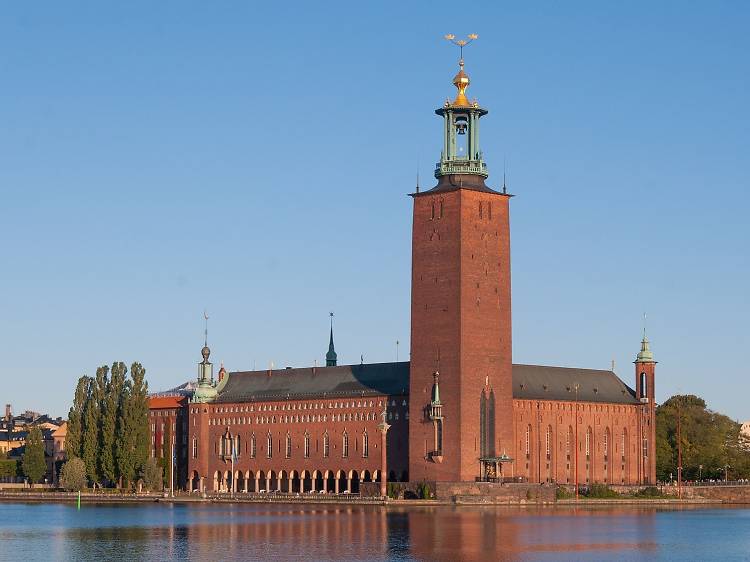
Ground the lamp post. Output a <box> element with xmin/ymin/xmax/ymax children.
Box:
<box><xmin>574</xmin><ymin>383</ymin><xmax>579</xmax><ymax>501</ymax></box>
<box><xmin>378</xmin><ymin>408</ymin><xmax>391</xmax><ymax>498</ymax></box>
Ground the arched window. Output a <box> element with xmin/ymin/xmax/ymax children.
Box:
<box><xmin>250</xmin><ymin>433</ymin><xmax>256</xmax><ymax>458</ymax></box>
<box><xmin>235</xmin><ymin>435</ymin><xmax>241</xmax><ymax>457</ymax></box>
<box><xmin>342</xmin><ymin>431</ymin><xmax>349</xmax><ymax>458</ymax></box>
<box><xmin>266</xmin><ymin>433</ymin><xmax>273</xmax><ymax>459</ymax></box>
<box><xmin>604</xmin><ymin>428</ymin><xmax>610</xmax><ymax>461</ymax></box>
<box><xmin>285</xmin><ymin>433</ymin><xmax>292</xmax><ymax>458</ymax></box>
<box><xmin>192</xmin><ymin>437</ymin><xmax>198</xmax><ymax>459</ymax></box>
<box><xmin>525</xmin><ymin>424</ymin><xmax>531</xmax><ymax>457</ymax></box>
<box><xmin>585</xmin><ymin>427</ymin><xmax>592</xmax><ymax>459</ymax></box>
<box><xmin>304</xmin><ymin>432</ymin><xmax>310</xmax><ymax>458</ymax></box>
<box><xmin>640</xmin><ymin>372</ymin><xmax>647</xmax><ymax>397</ymax></box>
<box><xmin>323</xmin><ymin>432</ymin><xmax>330</xmax><ymax>458</ymax></box>
<box><xmin>545</xmin><ymin>426</ymin><xmax>552</xmax><ymax>460</ymax></box>
<box><xmin>362</xmin><ymin>432</ymin><xmax>369</xmax><ymax>458</ymax></box>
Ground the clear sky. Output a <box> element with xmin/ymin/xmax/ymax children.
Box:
<box><xmin>1</xmin><ymin>2</ymin><xmax>748</xmax><ymax>421</ymax></box>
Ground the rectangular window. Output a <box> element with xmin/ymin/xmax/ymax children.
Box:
<box><xmin>363</xmin><ymin>433</ymin><xmax>369</xmax><ymax>458</ymax></box>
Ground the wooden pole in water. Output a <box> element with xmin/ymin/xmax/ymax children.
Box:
<box><xmin>77</xmin><ymin>490</ymin><xmax>81</xmax><ymax>510</ymax></box>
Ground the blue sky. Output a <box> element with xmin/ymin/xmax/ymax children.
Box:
<box><xmin>1</xmin><ymin>2</ymin><xmax>747</xmax><ymax>420</ymax></box>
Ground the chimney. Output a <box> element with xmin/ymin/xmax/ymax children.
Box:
<box><xmin>4</xmin><ymin>404</ymin><xmax>10</xmax><ymax>420</ymax></box>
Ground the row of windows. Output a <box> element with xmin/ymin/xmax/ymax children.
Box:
<box><xmin>150</xmin><ymin>410</ymin><xmax>178</xmax><ymax>417</ymax></box>
<box><xmin>196</xmin><ymin>431</ymin><xmax>369</xmax><ymax>460</ymax></box>
<box><xmin>516</xmin><ymin>401</ymin><xmax>635</xmax><ymax>414</ymax></box>
<box><xmin>524</xmin><ymin>425</ymin><xmax>640</xmax><ymax>461</ymax></box>
<box><xmin>192</xmin><ymin>399</ymin><xmax>407</xmax><ymax>416</ymax></box>
<box><xmin>208</xmin><ymin>410</ymin><xmax>404</xmax><ymax>427</ymax></box>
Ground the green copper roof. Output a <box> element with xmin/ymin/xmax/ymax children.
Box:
<box><xmin>636</xmin><ymin>336</ymin><xmax>655</xmax><ymax>363</ymax></box>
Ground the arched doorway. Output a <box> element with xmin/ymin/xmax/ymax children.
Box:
<box><xmin>336</xmin><ymin>470</ymin><xmax>347</xmax><ymax>493</ymax></box>
<box><xmin>362</xmin><ymin>470</ymin><xmax>372</xmax><ymax>483</ymax></box>
<box><xmin>279</xmin><ymin>470</ymin><xmax>289</xmax><ymax>493</ymax></box>
<box><xmin>313</xmin><ymin>470</ymin><xmax>324</xmax><ymax>492</ymax></box>
<box><xmin>190</xmin><ymin>471</ymin><xmax>200</xmax><ymax>492</ymax></box>
<box><xmin>247</xmin><ymin>471</ymin><xmax>256</xmax><ymax>492</ymax></box>
<box><xmin>213</xmin><ymin>471</ymin><xmax>221</xmax><ymax>492</ymax></box>
<box><xmin>349</xmin><ymin>470</ymin><xmax>360</xmax><ymax>493</ymax></box>
<box><xmin>301</xmin><ymin>470</ymin><xmax>312</xmax><ymax>493</ymax></box>
<box><xmin>236</xmin><ymin>471</ymin><xmax>245</xmax><ymax>493</ymax></box>
<box><xmin>290</xmin><ymin>470</ymin><xmax>301</xmax><ymax>493</ymax></box>
<box><xmin>325</xmin><ymin>470</ymin><xmax>335</xmax><ymax>493</ymax></box>
<box><xmin>269</xmin><ymin>470</ymin><xmax>278</xmax><ymax>491</ymax></box>
<box><xmin>257</xmin><ymin>470</ymin><xmax>266</xmax><ymax>492</ymax></box>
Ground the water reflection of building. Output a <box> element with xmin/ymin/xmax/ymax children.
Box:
<box><xmin>150</xmin><ymin>47</ymin><xmax>658</xmax><ymax>491</ymax></box>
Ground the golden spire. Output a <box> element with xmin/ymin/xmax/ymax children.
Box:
<box><xmin>444</xmin><ymin>34</ymin><xmax>478</xmax><ymax>107</ymax></box>
<box><xmin>452</xmin><ymin>59</ymin><xmax>470</xmax><ymax>106</ymax></box>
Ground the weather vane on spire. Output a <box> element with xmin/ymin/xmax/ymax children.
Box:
<box><xmin>444</xmin><ymin>33</ymin><xmax>478</xmax><ymax>61</ymax></box>
<box><xmin>203</xmin><ymin>309</ymin><xmax>210</xmax><ymax>347</ymax></box>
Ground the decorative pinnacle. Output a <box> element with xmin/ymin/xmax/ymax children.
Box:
<box><xmin>444</xmin><ymin>34</ymin><xmax>478</xmax><ymax>107</ymax></box>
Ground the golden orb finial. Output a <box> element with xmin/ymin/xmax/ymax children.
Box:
<box><xmin>444</xmin><ymin>34</ymin><xmax>478</xmax><ymax>107</ymax></box>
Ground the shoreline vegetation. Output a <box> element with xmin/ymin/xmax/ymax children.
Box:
<box><xmin>0</xmin><ymin>488</ymin><xmax>742</xmax><ymax>507</ymax></box>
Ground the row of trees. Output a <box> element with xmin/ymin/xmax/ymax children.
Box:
<box><xmin>655</xmin><ymin>395</ymin><xmax>750</xmax><ymax>482</ymax></box>
<box><xmin>65</xmin><ymin>362</ymin><xmax>150</xmax><ymax>488</ymax></box>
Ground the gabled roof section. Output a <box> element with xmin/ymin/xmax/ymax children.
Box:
<box><xmin>149</xmin><ymin>396</ymin><xmax>186</xmax><ymax>409</ymax></box>
<box><xmin>512</xmin><ymin>364</ymin><xmax>639</xmax><ymax>404</ymax></box>
<box><xmin>216</xmin><ymin>362</ymin><xmax>410</xmax><ymax>403</ymax></box>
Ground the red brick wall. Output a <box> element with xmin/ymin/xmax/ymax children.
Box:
<box><xmin>512</xmin><ymin>399</ymin><xmax>647</xmax><ymax>485</ymax></box>
<box><xmin>186</xmin><ymin>394</ymin><xmax>408</xmax><ymax>493</ymax></box>
<box><xmin>409</xmin><ymin>186</ymin><xmax>513</xmax><ymax>483</ymax></box>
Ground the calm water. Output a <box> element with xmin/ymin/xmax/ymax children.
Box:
<box><xmin>0</xmin><ymin>502</ymin><xmax>748</xmax><ymax>561</ymax></box>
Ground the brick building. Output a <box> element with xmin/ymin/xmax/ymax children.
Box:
<box><xmin>151</xmin><ymin>51</ymin><xmax>657</xmax><ymax>493</ymax></box>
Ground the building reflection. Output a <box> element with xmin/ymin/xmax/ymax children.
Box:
<box><xmin>45</xmin><ymin>503</ymin><xmax>660</xmax><ymax>561</ymax></box>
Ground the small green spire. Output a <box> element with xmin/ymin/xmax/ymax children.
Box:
<box><xmin>326</xmin><ymin>312</ymin><xmax>337</xmax><ymax>367</ymax></box>
<box><xmin>636</xmin><ymin>315</ymin><xmax>655</xmax><ymax>363</ymax></box>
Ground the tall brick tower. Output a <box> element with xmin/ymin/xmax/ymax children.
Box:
<box><xmin>634</xmin><ymin>328</ymin><xmax>657</xmax><ymax>484</ymax></box>
<box><xmin>409</xmin><ymin>38</ymin><xmax>514</xmax><ymax>483</ymax></box>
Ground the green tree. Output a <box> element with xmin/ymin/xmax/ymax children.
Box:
<box><xmin>141</xmin><ymin>457</ymin><xmax>162</xmax><ymax>492</ymax></box>
<box><xmin>160</xmin><ymin>422</ymin><xmax>172</xmax><ymax>489</ymax></box>
<box><xmin>116</xmin><ymin>362</ymin><xmax>149</xmax><ymax>488</ymax></box>
<box><xmin>81</xmin><ymin>374</ymin><xmax>101</xmax><ymax>484</ymax></box>
<box><xmin>59</xmin><ymin>457</ymin><xmax>87</xmax><ymax>491</ymax></box>
<box><xmin>129</xmin><ymin>363</ymin><xmax>150</xmax><ymax>479</ymax></box>
<box><xmin>0</xmin><ymin>459</ymin><xmax>18</xmax><ymax>478</ymax></box>
<box><xmin>656</xmin><ymin>395</ymin><xmax>750</xmax><ymax>481</ymax></box>
<box><xmin>66</xmin><ymin>376</ymin><xmax>88</xmax><ymax>459</ymax></box>
<box><xmin>22</xmin><ymin>426</ymin><xmax>47</xmax><ymax>485</ymax></box>
<box><xmin>101</xmin><ymin>362</ymin><xmax>125</xmax><ymax>485</ymax></box>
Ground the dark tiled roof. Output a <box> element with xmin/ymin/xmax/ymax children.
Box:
<box><xmin>512</xmin><ymin>364</ymin><xmax>639</xmax><ymax>404</ymax></box>
<box><xmin>215</xmin><ymin>362</ymin><xmax>638</xmax><ymax>405</ymax></box>
<box><xmin>216</xmin><ymin>362</ymin><xmax>410</xmax><ymax>403</ymax></box>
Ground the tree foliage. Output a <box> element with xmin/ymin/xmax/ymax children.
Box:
<box><xmin>141</xmin><ymin>457</ymin><xmax>163</xmax><ymax>492</ymax></box>
<box><xmin>66</xmin><ymin>377</ymin><xmax>88</xmax><ymax>460</ymax></box>
<box><xmin>656</xmin><ymin>394</ymin><xmax>750</xmax><ymax>481</ymax></box>
<box><xmin>60</xmin><ymin>457</ymin><xmax>87</xmax><ymax>491</ymax></box>
<box><xmin>67</xmin><ymin>361</ymin><xmax>150</xmax><ymax>489</ymax></box>
<box><xmin>22</xmin><ymin>426</ymin><xmax>47</xmax><ymax>484</ymax></box>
